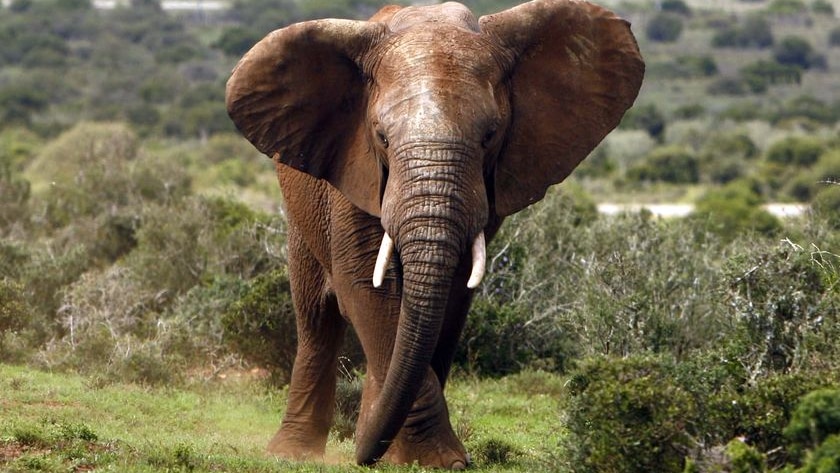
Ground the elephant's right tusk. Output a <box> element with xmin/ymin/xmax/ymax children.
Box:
<box><xmin>467</xmin><ymin>232</ymin><xmax>486</xmax><ymax>289</ymax></box>
<box><xmin>372</xmin><ymin>232</ymin><xmax>394</xmax><ymax>288</ymax></box>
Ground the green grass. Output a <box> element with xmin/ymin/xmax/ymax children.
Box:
<box><xmin>0</xmin><ymin>364</ymin><xmax>566</xmax><ymax>472</ymax></box>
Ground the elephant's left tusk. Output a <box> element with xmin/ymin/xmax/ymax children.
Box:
<box><xmin>467</xmin><ymin>232</ymin><xmax>486</xmax><ymax>289</ymax></box>
<box><xmin>372</xmin><ymin>232</ymin><xmax>394</xmax><ymax>288</ymax></box>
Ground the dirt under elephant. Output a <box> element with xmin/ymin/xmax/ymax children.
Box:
<box><xmin>225</xmin><ymin>0</ymin><xmax>644</xmax><ymax>469</ymax></box>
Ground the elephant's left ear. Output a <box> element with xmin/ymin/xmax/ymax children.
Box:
<box><xmin>226</xmin><ymin>20</ymin><xmax>387</xmax><ymax>216</ymax></box>
<box><xmin>480</xmin><ymin>0</ymin><xmax>644</xmax><ymax>216</ymax></box>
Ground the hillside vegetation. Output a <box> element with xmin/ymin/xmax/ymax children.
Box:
<box><xmin>1</xmin><ymin>0</ymin><xmax>839</xmax><ymax>472</ymax></box>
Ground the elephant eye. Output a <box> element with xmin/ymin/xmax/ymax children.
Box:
<box><xmin>377</xmin><ymin>132</ymin><xmax>389</xmax><ymax>149</ymax></box>
<box><xmin>481</xmin><ymin>128</ymin><xmax>497</xmax><ymax>148</ymax></box>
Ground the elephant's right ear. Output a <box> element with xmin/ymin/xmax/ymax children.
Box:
<box><xmin>226</xmin><ymin>20</ymin><xmax>387</xmax><ymax>216</ymax></box>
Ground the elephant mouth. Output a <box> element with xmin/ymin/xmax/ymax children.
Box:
<box><xmin>372</xmin><ymin>231</ymin><xmax>486</xmax><ymax>289</ymax></box>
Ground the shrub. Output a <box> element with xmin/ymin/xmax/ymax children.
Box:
<box><xmin>708</xmin><ymin>77</ymin><xmax>749</xmax><ymax>95</ymax></box>
<box><xmin>646</xmin><ymin>12</ymin><xmax>684</xmax><ymax>42</ymax></box>
<box><xmin>798</xmin><ymin>434</ymin><xmax>840</xmax><ymax>472</ymax></box>
<box><xmin>692</xmin><ymin>180</ymin><xmax>781</xmax><ymax>241</ymax></box>
<box><xmin>724</xmin><ymin>241</ymin><xmax>838</xmax><ymax>377</ymax></box>
<box><xmin>785</xmin><ymin>389</ymin><xmax>840</xmax><ymax>459</ymax></box>
<box><xmin>766</xmin><ymin>0</ymin><xmax>809</xmax><ymax>15</ymax></box>
<box><xmin>830</xmin><ymin>27</ymin><xmax>840</xmax><ymax>47</ymax></box>
<box><xmin>627</xmin><ymin>146</ymin><xmax>699</xmax><ymax>184</ymax></box>
<box><xmin>774</xmin><ymin>95</ymin><xmax>840</xmax><ymax>125</ymax></box>
<box><xmin>661</xmin><ymin>0</ymin><xmax>692</xmax><ymax>15</ymax></box>
<box><xmin>221</xmin><ymin>268</ymin><xmax>297</xmax><ymax>386</ymax></box>
<box><xmin>811</xmin><ymin>0</ymin><xmax>834</xmax><ymax>15</ymax></box>
<box><xmin>620</xmin><ymin>103</ymin><xmax>666</xmax><ymax>141</ymax></box>
<box><xmin>700</xmin><ymin>133</ymin><xmax>758</xmax><ymax>183</ymax></box>
<box><xmin>712</xmin><ymin>15</ymin><xmax>774</xmax><ymax>48</ymax></box>
<box><xmin>740</xmin><ymin>60</ymin><xmax>802</xmax><ymax>93</ymax></box>
<box><xmin>725</xmin><ymin>438</ymin><xmax>767</xmax><ymax>473</ymax></box>
<box><xmin>0</xmin><ymin>279</ymin><xmax>34</xmax><ymax>362</ymax></box>
<box><xmin>562</xmin><ymin>355</ymin><xmax>697</xmax><ymax>473</ymax></box>
<box><xmin>813</xmin><ymin>185</ymin><xmax>840</xmax><ymax>229</ymax></box>
<box><xmin>774</xmin><ymin>36</ymin><xmax>825</xmax><ymax>70</ymax></box>
<box><xmin>767</xmin><ymin>136</ymin><xmax>824</xmax><ymax>166</ymax></box>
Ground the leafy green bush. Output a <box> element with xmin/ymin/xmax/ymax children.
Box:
<box><xmin>740</xmin><ymin>60</ymin><xmax>802</xmax><ymax>93</ymax></box>
<box><xmin>627</xmin><ymin>146</ymin><xmax>699</xmax><ymax>184</ymax></box>
<box><xmin>773</xmin><ymin>95</ymin><xmax>840</xmax><ymax>125</ymax></box>
<box><xmin>724</xmin><ymin>240</ymin><xmax>839</xmax><ymax>377</ymax></box>
<box><xmin>692</xmin><ymin>180</ymin><xmax>781</xmax><ymax>241</ymax></box>
<box><xmin>811</xmin><ymin>0</ymin><xmax>834</xmax><ymax>15</ymax></box>
<box><xmin>785</xmin><ymin>389</ymin><xmax>840</xmax><ymax>459</ymax></box>
<box><xmin>767</xmin><ymin>136</ymin><xmax>825</xmax><ymax>166</ymax></box>
<box><xmin>830</xmin><ymin>27</ymin><xmax>840</xmax><ymax>47</ymax></box>
<box><xmin>712</xmin><ymin>15</ymin><xmax>774</xmax><ymax>48</ymax></box>
<box><xmin>700</xmin><ymin>133</ymin><xmax>759</xmax><ymax>184</ymax></box>
<box><xmin>797</xmin><ymin>434</ymin><xmax>840</xmax><ymax>472</ymax></box>
<box><xmin>221</xmin><ymin>268</ymin><xmax>297</xmax><ymax>386</ymax></box>
<box><xmin>774</xmin><ymin>36</ymin><xmax>826</xmax><ymax>70</ymax></box>
<box><xmin>0</xmin><ymin>279</ymin><xmax>34</xmax><ymax>362</ymax></box>
<box><xmin>725</xmin><ymin>438</ymin><xmax>767</xmax><ymax>473</ymax></box>
<box><xmin>766</xmin><ymin>0</ymin><xmax>809</xmax><ymax>15</ymax></box>
<box><xmin>647</xmin><ymin>12</ymin><xmax>684</xmax><ymax>42</ymax></box>
<box><xmin>620</xmin><ymin>103</ymin><xmax>666</xmax><ymax>141</ymax></box>
<box><xmin>563</xmin><ymin>355</ymin><xmax>697</xmax><ymax>473</ymax></box>
<box><xmin>813</xmin><ymin>185</ymin><xmax>840</xmax><ymax>229</ymax></box>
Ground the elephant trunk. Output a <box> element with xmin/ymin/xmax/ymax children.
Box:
<box><xmin>355</xmin><ymin>217</ymin><xmax>464</xmax><ymax>465</ymax></box>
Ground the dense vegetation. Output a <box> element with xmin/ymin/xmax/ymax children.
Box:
<box><xmin>1</xmin><ymin>0</ymin><xmax>839</xmax><ymax>471</ymax></box>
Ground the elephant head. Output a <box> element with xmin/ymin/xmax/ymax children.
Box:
<box><xmin>226</xmin><ymin>0</ymin><xmax>643</xmax><ymax>465</ymax></box>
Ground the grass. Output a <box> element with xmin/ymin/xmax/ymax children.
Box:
<box><xmin>0</xmin><ymin>364</ymin><xmax>566</xmax><ymax>472</ymax></box>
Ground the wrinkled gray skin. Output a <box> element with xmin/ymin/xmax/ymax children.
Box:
<box><xmin>226</xmin><ymin>0</ymin><xmax>643</xmax><ymax>468</ymax></box>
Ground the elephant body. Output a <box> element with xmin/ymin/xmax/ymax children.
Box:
<box><xmin>226</xmin><ymin>0</ymin><xmax>643</xmax><ymax>468</ymax></box>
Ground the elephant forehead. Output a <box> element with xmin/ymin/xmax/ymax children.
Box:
<box><xmin>376</xmin><ymin>28</ymin><xmax>500</xmax><ymax>83</ymax></box>
<box><xmin>387</xmin><ymin>2</ymin><xmax>479</xmax><ymax>32</ymax></box>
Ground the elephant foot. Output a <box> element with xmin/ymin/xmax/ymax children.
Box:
<box><xmin>383</xmin><ymin>432</ymin><xmax>469</xmax><ymax>470</ymax></box>
<box><xmin>266</xmin><ymin>421</ymin><xmax>328</xmax><ymax>461</ymax></box>
<box><xmin>380</xmin><ymin>374</ymin><xmax>469</xmax><ymax>469</ymax></box>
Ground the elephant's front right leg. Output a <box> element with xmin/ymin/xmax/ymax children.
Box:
<box><xmin>267</xmin><ymin>235</ymin><xmax>346</xmax><ymax>460</ymax></box>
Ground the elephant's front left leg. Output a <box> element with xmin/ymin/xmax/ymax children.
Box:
<box><xmin>268</xmin><ymin>233</ymin><xmax>346</xmax><ymax>459</ymax></box>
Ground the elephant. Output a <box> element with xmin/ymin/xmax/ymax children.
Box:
<box><xmin>225</xmin><ymin>0</ymin><xmax>643</xmax><ymax>468</ymax></box>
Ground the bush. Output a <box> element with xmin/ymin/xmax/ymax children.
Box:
<box><xmin>740</xmin><ymin>60</ymin><xmax>802</xmax><ymax>93</ymax></box>
<box><xmin>785</xmin><ymin>389</ymin><xmax>840</xmax><ymax>459</ymax></box>
<box><xmin>661</xmin><ymin>0</ymin><xmax>692</xmax><ymax>15</ymax></box>
<box><xmin>221</xmin><ymin>268</ymin><xmax>297</xmax><ymax>386</ymax></box>
<box><xmin>766</xmin><ymin>0</ymin><xmax>809</xmax><ymax>15</ymax></box>
<box><xmin>620</xmin><ymin>103</ymin><xmax>666</xmax><ymax>141</ymax></box>
<box><xmin>767</xmin><ymin>136</ymin><xmax>825</xmax><ymax>166</ymax></box>
<box><xmin>647</xmin><ymin>12</ymin><xmax>684</xmax><ymax>42</ymax></box>
<box><xmin>813</xmin><ymin>185</ymin><xmax>840</xmax><ymax>229</ymax></box>
<box><xmin>811</xmin><ymin>0</ymin><xmax>834</xmax><ymax>15</ymax></box>
<box><xmin>724</xmin><ymin>240</ymin><xmax>839</xmax><ymax>377</ymax></box>
<box><xmin>830</xmin><ymin>27</ymin><xmax>840</xmax><ymax>47</ymax></box>
<box><xmin>563</xmin><ymin>355</ymin><xmax>697</xmax><ymax>473</ymax></box>
<box><xmin>712</xmin><ymin>15</ymin><xmax>774</xmax><ymax>48</ymax></box>
<box><xmin>627</xmin><ymin>146</ymin><xmax>699</xmax><ymax>184</ymax></box>
<box><xmin>773</xmin><ymin>95</ymin><xmax>840</xmax><ymax>125</ymax></box>
<box><xmin>774</xmin><ymin>36</ymin><xmax>825</xmax><ymax>70</ymax></box>
<box><xmin>692</xmin><ymin>180</ymin><xmax>781</xmax><ymax>241</ymax></box>
<box><xmin>700</xmin><ymin>133</ymin><xmax>758</xmax><ymax>183</ymax></box>
<box><xmin>798</xmin><ymin>434</ymin><xmax>840</xmax><ymax>472</ymax></box>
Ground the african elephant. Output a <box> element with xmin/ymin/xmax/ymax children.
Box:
<box><xmin>225</xmin><ymin>0</ymin><xmax>643</xmax><ymax>468</ymax></box>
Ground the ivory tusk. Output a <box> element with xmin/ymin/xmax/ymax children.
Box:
<box><xmin>467</xmin><ymin>232</ymin><xmax>486</xmax><ymax>289</ymax></box>
<box><xmin>372</xmin><ymin>233</ymin><xmax>394</xmax><ymax>288</ymax></box>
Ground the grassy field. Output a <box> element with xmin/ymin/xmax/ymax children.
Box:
<box><xmin>0</xmin><ymin>364</ymin><xmax>566</xmax><ymax>472</ymax></box>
